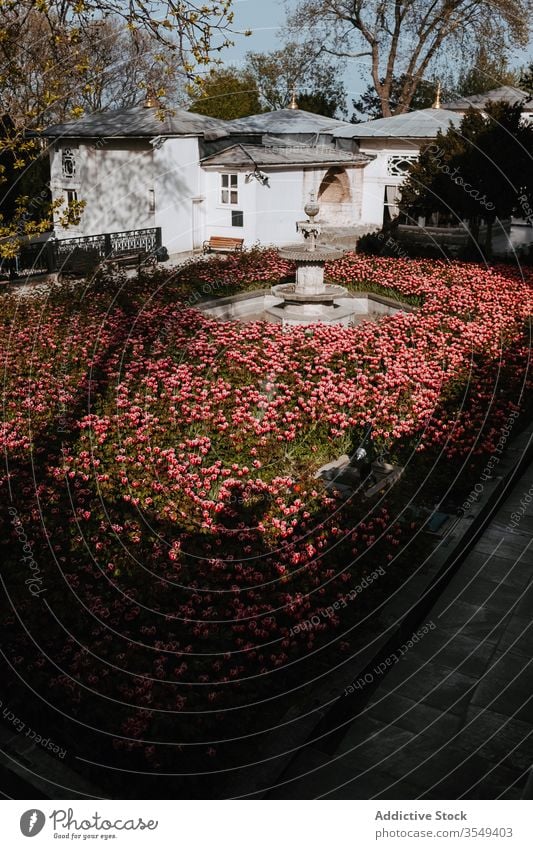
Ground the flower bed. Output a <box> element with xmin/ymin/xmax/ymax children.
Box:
<box><xmin>1</xmin><ymin>251</ymin><xmax>532</xmax><ymax>786</ymax></box>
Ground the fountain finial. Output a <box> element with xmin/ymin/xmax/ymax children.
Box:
<box><xmin>304</xmin><ymin>191</ymin><xmax>320</xmax><ymax>221</ymax></box>
<box><xmin>432</xmin><ymin>80</ymin><xmax>441</xmax><ymax>109</ymax></box>
<box><xmin>300</xmin><ymin>192</ymin><xmax>321</xmax><ymax>252</ymax></box>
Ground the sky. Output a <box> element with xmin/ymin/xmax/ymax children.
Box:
<box><xmin>217</xmin><ymin>0</ymin><xmax>533</xmax><ymax>108</ymax></box>
<box><xmin>218</xmin><ymin>0</ymin><xmax>371</xmax><ymax>102</ymax></box>
<box><xmin>223</xmin><ymin>0</ymin><xmax>285</xmax><ymax>61</ymax></box>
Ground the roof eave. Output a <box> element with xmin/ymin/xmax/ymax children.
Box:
<box><xmin>201</xmin><ymin>158</ymin><xmax>371</xmax><ymax>169</ymax></box>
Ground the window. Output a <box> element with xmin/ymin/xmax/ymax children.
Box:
<box><xmin>383</xmin><ymin>185</ymin><xmax>401</xmax><ymax>225</ymax></box>
<box><xmin>231</xmin><ymin>210</ymin><xmax>244</xmax><ymax>227</ymax></box>
<box><xmin>148</xmin><ymin>189</ymin><xmax>156</xmax><ymax>213</ymax></box>
<box><xmin>221</xmin><ymin>173</ymin><xmax>238</xmax><ymax>205</ymax></box>
<box><xmin>387</xmin><ymin>154</ymin><xmax>418</xmax><ymax>177</ymax></box>
<box><xmin>65</xmin><ymin>189</ymin><xmax>78</xmax><ymax>208</ymax></box>
<box><xmin>62</xmin><ymin>148</ymin><xmax>76</xmax><ymax>179</ymax></box>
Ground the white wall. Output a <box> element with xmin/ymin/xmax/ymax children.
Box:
<box><xmin>49</xmin><ymin>137</ymin><xmax>380</xmax><ymax>252</ymax></box>
<box><xmin>50</xmin><ymin>137</ymin><xmax>205</xmax><ymax>254</ymax></box>
<box><xmin>254</xmin><ymin>169</ymin><xmax>308</xmax><ymax>246</ymax></box>
<box><xmin>50</xmin><ymin>140</ymin><xmax>156</xmax><ymax>238</ymax></box>
<box><xmin>203</xmin><ymin>169</ymin><xmax>258</xmax><ymax>246</ymax></box>
<box><xmin>357</xmin><ymin>139</ymin><xmax>422</xmax><ymax>227</ymax></box>
<box><xmin>153</xmin><ymin>137</ymin><xmax>204</xmax><ymax>254</ymax></box>
<box><xmin>202</xmin><ymin>165</ymin><xmax>366</xmax><ymax>249</ymax></box>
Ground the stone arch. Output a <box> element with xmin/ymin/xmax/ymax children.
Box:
<box><xmin>318</xmin><ymin>167</ymin><xmax>352</xmax><ymax>205</ymax></box>
<box><xmin>317</xmin><ymin>167</ymin><xmax>354</xmax><ymax>225</ymax></box>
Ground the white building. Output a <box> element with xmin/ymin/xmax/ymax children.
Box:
<box><xmin>442</xmin><ymin>85</ymin><xmax>533</xmax><ymax>122</ymax></box>
<box><xmin>334</xmin><ymin>108</ymin><xmax>461</xmax><ymax>227</ymax></box>
<box><xmin>42</xmin><ymin>86</ymin><xmax>533</xmax><ymax>253</ymax></box>
<box><xmin>43</xmin><ymin>104</ymin><xmax>371</xmax><ymax>256</ymax></box>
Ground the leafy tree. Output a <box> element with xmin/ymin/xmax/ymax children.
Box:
<box><xmin>188</xmin><ymin>67</ymin><xmax>262</xmax><ymax>120</ymax></box>
<box><xmin>400</xmin><ymin>102</ymin><xmax>533</xmax><ymax>256</ymax></box>
<box><xmin>454</xmin><ymin>45</ymin><xmax>518</xmax><ymax>96</ymax></box>
<box><xmin>0</xmin><ymin>0</ymin><xmax>236</xmax><ymax>256</ymax></box>
<box><xmin>287</xmin><ymin>0</ymin><xmax>532</xmax><ymax>117</ymax></box>
<box><xmin>1</xmin><ymin>13</ymin><xmax>185</xmax><ymax>128</ymax></box>
<box><xmin>246</xmin><ymin>42</ymin><xmax>347</xmax><ymax>117</ymax></box>
<box><xmin>297</xmin><ymin>91</ymin><xmax>344</xmax><ymax>119</ymax></box>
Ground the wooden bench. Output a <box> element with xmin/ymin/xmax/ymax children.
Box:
<box><xmin>57</xmin><ymin>247</ymin><xmax>102</xmax><ymax>279</ymax></box>
<box><xmin>203</xmin><ymin>236</ymin><xmax>244</xmax><ymax>254</ymax></box>
<box><xmin>106</xmin><ymin>249</ymin><xmax>157</xmax><ymax>271</ymax></box>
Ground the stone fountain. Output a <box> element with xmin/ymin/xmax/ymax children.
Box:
<box><xmin>266</xmin><ymin>194</ymin><xmax>357</xmax><ymax>326</ymax></box>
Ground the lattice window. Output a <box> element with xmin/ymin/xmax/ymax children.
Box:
<box><xmin>387</xmin><ymin>154</ymin><xmax>418</xmax><ymax>177</ymax></box>
<box><xmin>62</xmin><ymin>148</ymin><xmax>76</xmax><ymax>179</ymax></box>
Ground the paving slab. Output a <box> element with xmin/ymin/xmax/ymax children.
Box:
<box><xmin>268</xmin><ymin>453</ymin><xmax>533</xmax><ymax>799</ymax></box>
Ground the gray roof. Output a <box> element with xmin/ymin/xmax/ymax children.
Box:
<box><xmin>227</xmin><ymin>108</ymin><xmax>351</xmax><ymax>135</ymax></box>
<box><xmin>41</xmin><ymin>105</ymin><xmax>231</xmax><ymax>139</ymax></box>
<box><xmin>333</xmin><ymin>108</ymin><xmax>461</xmax><ymax>139</ymax></box>
<box><xmin>201</xmin><ymin>143</ymin><xmax>370</xmax><ymax>168</ymax></box>
<box><xmin>443</xmin><ymin>86</ymin><xmax>533</xmax><ymax>111</ymax></box>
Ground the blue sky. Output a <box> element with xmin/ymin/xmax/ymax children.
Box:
<box><xmin>219</xmin><ymin>0</ymin><xmax>533</xmax><ymax>106</ymax></box>
<box><xmin>220</xmin><ymin>0</ymin><xmax>370</xmax><ymax>102</ymax></box>
<box><xmin>223</xmin><ymin>0</ymin><xmax>284</xmax><ymax>60</ymax></box>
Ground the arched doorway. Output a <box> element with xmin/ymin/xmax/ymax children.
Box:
<box><xmin>317</xmin><ymin>167</ymin><xmax>353</xmax><ymax>224</ymax></box>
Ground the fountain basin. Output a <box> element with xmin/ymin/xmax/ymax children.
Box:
<box><xmin>197</xmin><ymin>289</ymin><xmax>414</xmax><ymax>326</ymax></box>
<box><xmin>278</xmin><ymin>247</ymin><xmax>344</xmax><ymax>263</ymax></box>
<box><xmin>272</xmin><ymin>282</ymin><xmax>348</xmax><ymax>306</ymax></box>
<box><xmin>272</xmin><ymin>243</ymin><xmax>350</xmax><ymax>323</ymax></box>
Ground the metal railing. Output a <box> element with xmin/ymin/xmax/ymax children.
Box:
<box><xmin>18</xmin><ymin>227</ymin><xmax>163</xmax><ymax>274</ymax></box>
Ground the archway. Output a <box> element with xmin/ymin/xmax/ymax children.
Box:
<box><xmin>317</xmin><ymin>167</ymin><xmax>353</xmax><ymax>224</ymax></box>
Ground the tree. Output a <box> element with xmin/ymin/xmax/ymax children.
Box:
<box><xmin>287</xmin><ymin>0</ymin><xmax>532</xmax><ymax>117</ymax></box>
<box><xmin>0</xmin><ymin>0</ymin><xmax>236</xmax><ymax>257</ymax></box>
<box><xmin>400</xmin><ymin>102</ymin><xmax>533</xmax><ymax>256</ymax></box>
<box><xmin>1</xmin><ymin>14</ymin><xmax>186</xmax><ymax>128</ymax></box>
<box><xmin>188</xmin><ymin>67</ymin><xmax>262</xmax><ymax>120</ymax></box>
<box><xmin>246</xmin><ymin>42</ymin><xmax>347</xmax><ymax>117</ymax></box>
<box><xmin>454</xmin><ymin>45</ymin><xmax>518</xmax><ymax>96</ymax></box>
<box><xmin>351</xmin><ymin>76</ymin><xmax>451</xmax><ymax>122</ymax></box>
<box><xmin>519</xmin><ymin>63</ymin><xmax>533</xmax><ymax>97</ymax></box>
<box><xmin>0</xmin><ymin>1</ymin><xmax>235</xmax><ymax>75</ymax></box>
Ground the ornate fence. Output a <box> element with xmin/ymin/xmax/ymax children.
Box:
<box><xmin>17</xmin><ymin>241</ymin><xmax>52</xmax><ymax>275</ymax></box>
<box><xmin>18</xmin><ymin>227</ymin><xmax>163</xmax><ymax>275</ymax></box>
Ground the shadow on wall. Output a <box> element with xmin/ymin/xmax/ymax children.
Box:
<box><xmin>55</xmin><ymin>140</ymin><xmax>193</xmax><ymax>254</ymax></box>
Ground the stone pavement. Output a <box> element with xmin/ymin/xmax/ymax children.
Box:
<box><xmin>268</xmin><ymin>459</ymin><xmax>533</xmax><ymax>800</ymax></box>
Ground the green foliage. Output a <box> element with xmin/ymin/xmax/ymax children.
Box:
<box><xmin>351</xmin><ymin>77</ymin><xmax>449</xmax><ymax>122</ymax></box>
<box><xmin>245</xmin><ymin>42</ymin><xmax>347</xmax><ymax>118</ymax></box>
<box><xmin>189</xmin><ymin>44</ymin><xmax>349</xmax><ymax>121</ymax></box>
<box><xmin>455</xmin><ymin>45</ymin><xmax>518</xmax><ymax>96</ymax></box>
<box><xmin>298</xmin><ymin>90</ymin><xmax>344</xmax><ymax>119</ymax></box>
<box><xmin>0</xmin><ymin>0</ymin><xmax>236</xmax><ymax>256</ymax></box>
<box><xmin>188</xmin><ymin>66</ymin><xmax>263</xmax><ymax>120</ymax></box>
<box><xmin>400</xmin><ymin>101</ymin><xmax>533</xmax><ymax>254</ymax></box>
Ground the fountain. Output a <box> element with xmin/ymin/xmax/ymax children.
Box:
<box><xmin>197</xmin><ymin>193</ymin><xmax>411</xmax><ymax>326</ymax></box>
<box><xmin>266</xmin><ymin>194</ymin><xmax>358</xmax><ymax>326</ymax></box>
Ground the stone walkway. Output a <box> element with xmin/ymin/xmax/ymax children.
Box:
<box><xmin>268</xmin><ymin>459</ymin><xmax>533</xmax><ymax>800</ymax></box>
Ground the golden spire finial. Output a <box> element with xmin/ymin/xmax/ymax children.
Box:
<box><xmin>143</xmin><ymin>87</ymin><xmax>157</xmax><ymax>108</ymax></box>
<box><xmin>289</xmin><ymin>90</ymin><xmax>299</xmax><ymax>110</ymax></box>
<box><xmin>432</xmin><ymin>80</ymin><xmax>441</xmax><ymax>109</ymax></box>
